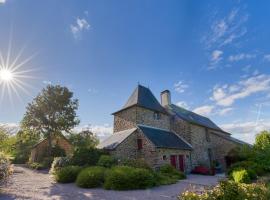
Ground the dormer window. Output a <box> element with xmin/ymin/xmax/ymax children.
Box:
<box><xmin>153</xmin><ymin>112</ymin><xmax>161</xmax><ymax>120</ymax></box>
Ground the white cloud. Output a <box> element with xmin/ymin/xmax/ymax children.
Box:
<box><xmin>88</xmin><ymin>88</ymin><xmax>98</xmax><ymax>94</ymax></box>
<box><xmin>263</xmin><ymin>54</ymin><xmax>270</xmax><ymax>62</ymax></box>
<box><xmin>0</xmin><ymin>0</ymin><xmax>6</xmax><ymax>4</ymax></box>
<box><xmin>174</xmin><ymin>81</ymin><xmax>189</xmax><ymax>93</ymax></box>
<box><xmin>221</xmin><ymin>119</ymin><xmax>270</xmax><ymax>144</ymax></box>
<box><xmin>203</xmin><ymin>8</ymin><xmax>248</xmax><ymax>49</ymax></box>
<box><xmin>176</xmin><ymin>101</ymin><xmax>189</xmax><ymax>109</ymax></box>
<box><xmin>74</xmin><ymin>124</ymin><xmax>113</xmax><ymax>141</ymax></box>
<box><xmin>211</xmin><ymin>50</ymin><xmax>223</xmax><ymax>63</ymax></box>
<box><xmin>228</xmin><ymin>53</ymin><xmax>256</xmax><ymax>62</ymax></box>
<box><xmin>217</xmin><ymin>107</ymin><xmax>233</xmax><ymax>116</ymax></box>
<box><xmin>211</xmin><ymin>74</ymin><xmax>270</xmax><ymax>107</ymax></box>
<box><xmin>43</xmin><ymin>80</ymin><xmax>52</xmax><ymax>85</ymax></box>
<box><xmin>70</xmin><ymin>17</ymin><xmax>90</xmax><ymax>39</ymax></box>
<box><xmin>193</xmin><ymin>105</ymin><xmax>214</xmax><ymax>116</ymax></box>
<box><xmin>0</xmin><ymin>123</ymin><xmax>20</xmax><ymax>135</ymax></box>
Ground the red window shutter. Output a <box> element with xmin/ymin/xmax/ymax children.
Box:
<box><xmin>137</xmin><ymin>139</ymin><xmax>143</xmax><ymax>150</ymax></box>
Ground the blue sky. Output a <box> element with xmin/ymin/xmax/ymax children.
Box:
<box><xmin>0</xmin><ymin>0</ymin><xmax>270</xmax><ymax>143</ymax></box>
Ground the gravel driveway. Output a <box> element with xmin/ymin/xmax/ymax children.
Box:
<box><xmin>0</xmin><ymin>165</ymin><xmax>222</xmax><ymax>200</ymax></box>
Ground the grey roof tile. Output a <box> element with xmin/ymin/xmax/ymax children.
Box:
<box><xmin>138</xmin><ymin>125</ymin><xmax>192</xmax><ymax>150</ymax></box>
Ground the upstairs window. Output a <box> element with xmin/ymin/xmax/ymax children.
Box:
<box><xmin>153</xmin><ymin>112</ymin><xmax>161</xmax><ymax>120</ymax></box>
<box><xmin>205</xmin><ymin>128</ymin><xmax>210</xmax><ymax>142</ymax></box>
<box><xmin>137</xmin><ymin>139</ymin><xmax>143</xmax><ymax>150</ymax></box>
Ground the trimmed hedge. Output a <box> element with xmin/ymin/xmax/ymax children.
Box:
<box><xmin>54</xmin><ymin>166</ymin><xmax>82</xmax><ymax>183</ymax></box>
<box><xmin>76</xmin><ymin>166</ymin><xmax>107</xmax><ymax>188</ymax></box>
<box><xmin>160</xmin><ymin>164</ymin><xmax>186</xmax><ymax>179</ymax></box>
<box><xmin>120</xmin><ymin>159</ymin><xmax>152</xmax><ymax>170</ymax></box>
<box><xmin>97</xmin><ymin>155</ymin><xmax>116</xmax><ymax>168</ymax></box>
<box><xmin>104</xmin><ymin>166</ymin><xmax>155</xmax><ymax>190</ymax></box>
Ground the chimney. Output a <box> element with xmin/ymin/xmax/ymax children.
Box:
<box><xmin>161</xmin><ymin>90</ymin><xmax>171</xmax><ymax>107</ymax></box>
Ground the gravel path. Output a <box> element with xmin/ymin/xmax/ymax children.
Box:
<box><xmin>0</xmin><ymin>165</ymin><xmax>222</xmax><ymax>200</ymax></box>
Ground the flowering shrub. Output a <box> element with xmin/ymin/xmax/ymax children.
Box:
<box><xmin>50</xmin><ymin>157</ymin><xmax>71</xmax><ymax>174</ymax></box>
<box><xmin>179</xmin><ymin>180</ymin><xmax>270</xmax><ymax>200</ymax></box>
<box><xmin>232</xmin><ymin>169</ymin><xmax>251</xmax><ymax>183</ymax></box>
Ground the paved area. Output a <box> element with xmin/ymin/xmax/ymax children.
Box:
<box><xmin>0</xmin><ymin>165</ymin><xmax>222</xmax><ymax>200</ymax></box>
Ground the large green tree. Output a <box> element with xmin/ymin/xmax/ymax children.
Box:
<box><xmin>21</xmin><ymin>85</ymin><xmax>80</xmax><ymax>155</ymax></box>
<box><xmin>68</xmin><ymin>129</ymin><xmax>99</xmax><ymax>150</ymax></box>
<box><xmin>254</xmin><ymin>130</ymin><xmax>270</xmax><ymax>150</ymax></box>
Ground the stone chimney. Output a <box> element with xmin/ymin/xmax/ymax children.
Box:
<box><xmin>161</xmin><ymin>90</ymin><xmax>171</xmax><ymax>107</ymax></box>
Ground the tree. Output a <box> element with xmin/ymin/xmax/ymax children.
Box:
<box><xmin>254</xmin><ymin>130</ymin><xmax>270</xmax><ymax>150</ymax></box>
<box><xmin>21</xmin><ymin>85</ymin><xmax>80</xmax><ymax>155</ymax></box>
<box><xmin>68</xmin><ymin>129</ymin><xmax>99</xmax><ymax>150</ymax></box>
<box><xmin>0</xmin><ymin>128</ymin><xmax>16</xmax><ymax>155</ymax></box>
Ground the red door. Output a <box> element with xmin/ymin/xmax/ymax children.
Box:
<box><xmin>178</xmin><ymin>155</ymin><xmax>184</xmax><ymax>172</ymax></box>
<box><xmin>170</xmin><ymin>155</ymin><xmax>177</xmax><ymax>168</ymax></box>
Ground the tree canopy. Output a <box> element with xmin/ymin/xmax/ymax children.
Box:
<box><xmin>254</xmin><ymin>130</ymin><xmax>270</xmax><ymax>150</ymax></box>
<box><xmin>21</xmin><ymin>85</ymin><xmax>80</xmax><ymax>154</ymax></box>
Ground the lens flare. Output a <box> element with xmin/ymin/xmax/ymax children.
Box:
<box><xmin>0</xmin><ymin>69</ymin><xmax>13</xmax><ymax>81</ymax></box>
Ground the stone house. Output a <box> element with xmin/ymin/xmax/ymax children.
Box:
<box><xmin>98</xmin><ymin>85</ymin><xmax>247</xmax><ymax>173</ymax></box>
<box><xmin>30</xmin><ymin>135</ymin><xmax>73</xmax><ymax>162</ymax></box>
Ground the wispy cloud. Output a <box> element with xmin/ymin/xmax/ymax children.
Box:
<box><xmin>174</xmin><ymin>81</ymin><xmax>189</xmax><ymax>93</ymax></box>
<box><xmin>0</xmin><ymin>0</ymin><xmax>6</xmax><ymax>4</ymax></box>
<box><xmin>210</xmin><ymin>74</ymin><xmax>270</xmax><ymax>107</ymax></box>
<box><xmin>193</xmin><ymin>105</ymin><xmax>214</xmax><ymax>116</ymax></box>
<box><xmin>228</xmin><ymin>53</ymin><xmax>256</xmax><ymax>62</ymax></box>
<box><xmin>74</xmin><ymin>124</ymin><xmax>113</xmax><ymax>141</ymax></box>
<box><xmin>0</xmin><ymin>123</ymin><xmax>20</xmax><ymax>135</ymax></box>
<box><xmin>221</xmin><ymin>119</ymin><xmax>270</xmax><ymax>144</ymax></box>
<box><xmin>203</xmin><ymin>8</ymin><xmax>248</xmax><ymax>49</ymax></box>
<box><xmin>42</xmin><ymin>80</ymin><xmax>52</xmax><ymax>85</ymax></box>
<box><xmin>70</xmin><ymin>17</ymin><xmax>90</xmax><ymax>39</ymax></box>
<box><xmin>210</xmin><ymin>50</ymin><xmax>223</xmax><ymax>64</ymax></box>
<box><xmin>263</xmin><ymin>54</ymin><xmax>270</xmax><ymax>62</ymax></box>
<box><xmin>176</xmin><ymin>101</ymin><xmax>189</xmax><ymax>109</ymax></box>
<box><xmin>217</xmin><ymin>107</ymin><xmax>233</xmax><ymax>116</ymax></box>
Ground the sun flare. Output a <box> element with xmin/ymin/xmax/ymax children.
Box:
<box><xmin>0</xmin><ymin>69</ymin><xmax>14</xmax><ymax>81</ymax></box>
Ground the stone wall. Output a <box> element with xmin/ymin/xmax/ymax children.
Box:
<box><xmin>113</xmin><ymin>106</ymin><xmax>170</xmax><ymax>133</ymax></box>
<box><xmin>171</xmin><ymin>117</ymin><xmax>192</xmax><ymax>143</ymax></box>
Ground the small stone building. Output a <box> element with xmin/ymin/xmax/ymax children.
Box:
<box><xmin>30</xmin><ymin>135</ymin><xmax>73</xmax><ymax>162</ymax></box>
<box><xmin>98</xmin><ymin>85</ymin><xmax>247</xmax><ymax>173</ymax></box>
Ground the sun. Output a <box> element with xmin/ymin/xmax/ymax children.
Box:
<box><xmin>0</xmin><ymin>69</ymin><xmax>14</xmax><ymax>81</ymax></box>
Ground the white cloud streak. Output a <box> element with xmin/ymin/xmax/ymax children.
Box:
<box><xmin>211</xmin><ymin>74</ymin><xmax>270</xmax><ymax>107</ymax></box>
<box><xmin>70</xmin><ymin>18</ymin><xmax>90</xmax><ymax>39</ymax></box>
<box><xmin>228</xmin><ymin>53</ymin><xmax>256</xmax><ymax>62</ymax></box>
<box><xmin>0</xmin><ymin>0</ymin><xmax>6</xmax><ymax>4</ymax></box>
<box><xmin>176</xmin><ymin>101</ymin><xmax>189</xmax><ymax>109</ymax></box>
<box><xmin>193</xmin><ymin>105</ymin><xmax>215</xmax><ymax>116</ymax></box>
<box><xmin>174</xmin><ymin>81</ymin><xmax>189</xmax><ymax>93</ymax></box>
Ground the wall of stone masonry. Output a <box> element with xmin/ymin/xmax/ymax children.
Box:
<box><xmin>113</xmin><ymin>106</ymin><xmax>170</xmax><ymax>133</ymax></box>
<box><xmin>136</xmin><ymin>107</ymin><xmax>170</xmax><ymax>130</ymax></box>
<box><xmin>171</xmin><ymin>117</ymin><xmax>192</xmax><ymax>143</ymax></box>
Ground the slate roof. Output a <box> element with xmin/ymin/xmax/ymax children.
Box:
<box><xmin>113</xmin><ymin>85</ymin><xmax>167</xmax><ymax>114</ymax></box>
<box><xmin>166</xmin><ymin>104</ymin><xmax>226</xmax><ymax>133</ymax></box>
<box><xmin>138</xmin><ymin>125</ymin><xmax>192</xmax><ymax>150</ymax></box>
<box><xmin>97</xmin><ymin>128</ymin><xmax>137</xmax><ymax>150</ymax></box>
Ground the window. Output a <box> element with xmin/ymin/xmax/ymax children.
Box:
<box><xmin>205</xmin><ymin>128</ymin><xmax>210</xmax><ymax>142</ymax></box>
<box><xmin>163</xmin><ymin>155</ymin><xmax>167</xmax><ymax>160</ymax></box>
<box><xmin>153</xmin><ymin>112</ymin><xmax>161</xmax><ymax>120</ymax></box>
<box><xmin>137</xmin><ymin>139</ymin><xmax>143</xmax><ymax>150</ymax></box>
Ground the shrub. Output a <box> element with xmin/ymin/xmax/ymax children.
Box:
<box><xmin>41</xmin><ymin>157</ymin><xmax>54</xmax><ymax>169</ymax></box>
<box><xmin>97</xmin><ymin>155</ymin><xmax>116</xmax><ymax>168</ymax></box>
<box><xmin>29</xmin><ymin>162</ymin><xmax>44</xmax><ymax>170</ymax></box>
<box><xmin>153</xmin><ymin>172</ymin><xmax>179</xmax><ymax>185</ymax></box>
<box><xmin>50</xmin><ymin>157</ymin><xmax>71</xmax><ymax>174</ymax></box>
<box><xmin>0</xmin><ymin>152</ymin><xmax>10</xmax><ymax>184</ymax></box>
<box><xmin>179</xmin><ymin>180</ymin><xmax>270</xmax><ymax>200</ymax></box>
<box><xmin>232</xmin><ymin>169</ymin><xmax>251</xmax><ymax>183</ymax></box>
<box><xmin>120</xmin><ymin>159</ymin><xmax>152</xmax><ymax>170</ymax></box>
<box><xmin>54</xmin><ymin>166</ymin><xmax>82</xmax><ymax>183</ymax></box>
<box><xmin>51</xmin><ymin>145</ymin><xmax>66</xmax><ymax>157</ymax></box>
<box><xmin>71</xmin><ymin>147</ymin><xmax>105</xmax><ymax>166</ymax></box>
<box><xmin>160</xmin><ymin>164</ymin><xmax>186</xmax><ymax>179</ymax></box>
<box><xmin>104</xmin><ymin>166</ymin><xmax>155</xmax><ymax>190</ymax></box>
<box><xmin>76</xmin><ymin>166</ymin><xmax>107</xmax><ymax>188</ymax></box>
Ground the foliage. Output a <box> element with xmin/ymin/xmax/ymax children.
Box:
<box><xmin>40</xmin><ymin>157</ymin><xmax>54</xmax><ymax>169</ymax></box>
<box><xmin>0</xmin><ymin>151</ymin><xmax>10</xmax><ymax>184</ymax></box>
<box><xmin>97</xmin><ymin>155</ymin><xmax>117</xmax><ymax>168</ymax></box>
<box><xmin>13</xmin><ymin>129</ymin><xmax>40</xmax><ymax>164</ymax></box>
<box><xmin>0</xmin><ymin>128</ymin><xmax>17</xmax><ymax>156</ymax></box>
<box><xmin>21</xmin><ymin>85</ymin><xmax>79</xmax><ymax>155</ymax></box>
<box><xmin>179</xmin><ymin>180</ymin><xmax>270</xmax><ymax>200</ymax></box>
<box><xmin>29</xmin><ymin>162</ymin><xmax>45</xmax><ymax>170</ymax></box>
<box><xmin>71</xmin><ymin>147</ymin><xmax>105</xmax><ymax>166</ymax></box>
<box><xmin>68</xmin><ymin>130</ymin><xmax>99</xmax><ymax>150</ymax></box>
<box><xmin>50</xmin><ymin>157</ymin><xmax>71</xmax><ymax>174</ymax></box>
<box><xmin>104</xmin><ymin>166</ymin><xmax>156</xmax><ymax>190</ymax></box>
<box><xmin>76</xmin><ymin>166</ymin><xmax>107</xmax><ymax>188</ymax></box>
<box><xmin>51</xmin><ymin>144</ymin><xmax>66</xmax><ymax>157</ymax></box>
<box><xmin>160</xmin><ymin>164</ymin><xmax>186</xmax><ymax>179</ymax></box>
<box><xmin>254</xmin><ymin>130</ymin><xmax>270</xmax><ymax>151</ymax></box>
<box><xmin>120</xmin><ymin>158</ymin><xmax>152</xmax><ymax>170</ymax></box>
<box><xmin>54</xmin><ymin>166</ymin><xmax>82</xmax><ymax>183</ymax></box>
<box><xmin>153</xmin><ymin>172</ymin><xmax>179</xmax><ymax>185</ymax></box>
<box><xmin>232</xmin><ymin>169</ymin><xmax>251</xmax><ymax>183</ymax></box>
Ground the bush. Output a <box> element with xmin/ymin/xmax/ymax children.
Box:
<box><xmin>50</xmin><ymin>157</ymin><xmax>71</xmax><ymax>174</ymax></box>
<box><xmin>76</xmin><ymin>166</ymin><xmax>107</xmax><ymax>188</ymax></box>
<box><xmin>29</xmin><ymin>162</ymin><xmax>44</xmax><ymax>170</ymax></box>
<box><xmin>120</xmin><ymin>159</ymin><xmax>152</xmax><ymax>170</ymax></box>
<box><xmin>160</xmin><ymin>164</ymin><xmax>186</xmax><ymax>179</ymax></box>
<box><xmin>0</xmin><ymin>152</ymin><xmax>10</xmax><ymax>184</ymax></box>
<box><xmin>179</xmin><ymin>180</ymin><xmax>270</xmax><ymax>200</ymax></box>
<box><xmin>104</xmin><ymin>166</ymin><xmax>155</xmax><ymax>190</ymax></box>
<box><xmin>97</xmin><ymin>155</ymin><xmax>116</xmax><ymax>168</ymax></box>
<box><xmin>71</xmin><ymin>148</ymin><xmax>105</xmax><ymax>166</ymax></box>
<box><xmin>54</xmin><ymin>166</ymin><xmax>82</xmax><ymax>183</ymax></box>
<box><xmin>41</xmin><ymin>157</ymin><xmax>54</xmax><ymax>169</ymax></box>
<box><xmin>51</xmin><ymin>145</ymin><xmax>66</xmax><ymax>157</ymax></box>
<box><xmin>232</xmin><ymin>169</ymin><xmax>251</xmax><ymax>183</ymax></box>
<box><xmin>153</xmin><ymin>172</ymin><xmax>179</xmax><ymax>185</ymax></box>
